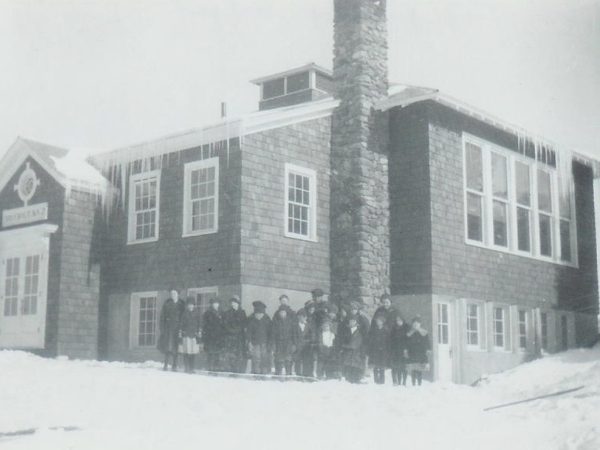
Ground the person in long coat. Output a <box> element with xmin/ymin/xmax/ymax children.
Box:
<box><xmin>202</xmin><ymin>298</ymin><xmax>223</xmax><ymax>371</ymax></box>
<box><xmin>371</xmin><ymin>294</ymin><xmax>398</xmax><ymax>330</ymax></box>
<box><xmin>157</xmin><ymin>289</ymin><xmax>185</xmax><ymax>371</ymax></box>
<box><xmin>340</xmin><ymin>316</ymin><xmax>364</xmax><ymax>384</ymax></box>
<box><xmin>389</xmin><ymin>315</ymin><xmax>410</xmax><ymax>386</ymax></box>
<box><xmin>178</xmin><ymin>298</ymin><xmax>202</xmax><ymax>373</ymax></box>
<box><xmin>367</xmin><ymin>315</ymin><xmax>390</xmax><ymax>384</ymax></box>
<box><xmin>271</xmin><ymin>308</ymin><xmax>295</xmax><ymax>375</ymax></box>
<box><xmin>316</xmin><ymin>320</ymin><xmax>337</xmax><ymax>379</ymax></box>
<box><xmin>222</xmin><ymin>296</ymin><xmax>247</xmax><ymax>373</ymax></box>
<box><xmin>406</xmin><ymin>316</ymin><xmax>431</xmax><ymax>386</ymax></box>
<box><xmin>293</xmin><ymin>310</ymin><xmax>316</xmax><ymax>377</ymax></box>
<box><xmin>246</xmin><ymin>301</ymin><xmax>272</xmax><ymax>375</ymax></box>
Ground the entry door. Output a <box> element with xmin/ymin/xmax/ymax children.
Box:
<box><xmin>0</xmin><ymin>249</ymin><xmax>48</xmax><ymax>349</ymax></box>
<box><xmin>436</xmin><ymin>302</ymin><xmax>453</xmax><ymax>382</ymax></box>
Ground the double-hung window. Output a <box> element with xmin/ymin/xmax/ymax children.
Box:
<box><xmin>462</xmin><ymin>135</ymin><xmax>576</xmax><ymax>265</ymax></box>
<box><xmin>540</xmin><ymin>311</ymin><xmax>549</xmax><ymax>351</ymax></box>
<box><xmin>284</xmin><ymin>164</ymin><xmax>317</xmax><ymax>241</ymax></box>
<box><xmin>183</xmin><ymin>158</ymin><xmax>219</xmax><ymax>237</ymax></box>
<box><xmin>518</xmin><ymin>309</ymin><xmax>528</xmax><ymax>350</ymax></box>
<box><xmin>129</xmin><ymin>292</ymin><xmax>158</xmax><ymax>348</ymax></box>
<box><xmin>128</xmin><ymin>171</ymin><xmax>161</xmax><ymax>244</ymax></box>
<box><xmin>466</xmin><ymin>303</ymin><xmax>482</xmax><ymax>348</ymax></box>
<box><xmin>493</xmin><ymin>306</ymin><xmax>509</xmax><ymax>350</ymax></box>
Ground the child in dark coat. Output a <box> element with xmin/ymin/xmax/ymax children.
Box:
<box><xmin>293</xmin><ymin>310</ymin><xmax>316</xmax><ymax>377</ymax></box>
<box><xmin>367</xmin><ymin>315</ymin><xmax>390</xmax><ymax>384</ymax></box>
<box><xmin>202</xmin><ymin>298</ymin><xmax>223</xmax><ymax>371</ymax></box>
<box><xmin>341</xmin><ymin>316</ymin><xmax>364</xmax><ymax>384</ymax></box>
<box><xmin>406</xmin><ymin>316</ymin><xmax>431</xmax><ymax>386</ymax></box>
<box><xmin>390</xmin><ymin>315</ymin><xmax>410</xmax><ymax>386</ymax></box>
<box><xmin>272</xmin><ymin>308</ymin><xmax>295</xmax><ymax>375</ymax></box>
<box><xmin>246</xmin><ymin>301</ymin><xmax>272</xmax><ymax>375</ymax></box>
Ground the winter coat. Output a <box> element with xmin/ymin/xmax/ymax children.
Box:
<box><xmin>275</xmin><ymin>304</ymin><xmax>296</xmax><ymax>319</ymax></box>
<box><xmin>389</xmin><ymin>323</ymin><xmax>410</xmax><ymax>367</ymax></box>
<box><xmin>313</xmin><ymin>300</ymin><xmax>332</xmax><ymax>329</ymax></box>
<box><xmin>247</xmin><ymin>314</ymin><xmax>272</xmax><ymax>347</ymax></box>
<box><xmin>406</xmin><ymin>329</ymin><xmax>431</xmax><ymax>364</ymax></box>
<box><xmin>371</xmin><ymin>306</ymin><xmax>398</xmax><ymax>330</ymax></box>
<box><xmin>367</xmin><ymin>325</ymin><xmax>390</xmax><ymax>368</ymax></box>
<box><xmin>316</xmin><ymin>330</ymin><xmax>337</xmax><ymax>360</ymax></box>
<box><xmin>340</xmin><ymin>327</ymin><xmax>364</xmax><ymax>369</ymax></box>
<box><xmin>179</xmin><ymin>308</ymin><xmax>202</xmax><ymax>338</ymax></box>
<box><xmin>222</xmin><ymin>308</ymin><xmax>247</xmax><ymax>357</ymax></box>
<box><xmin>202</xmin><ymin>308</ymin><xmax>223</xmax><ymax>353</ymax></box>
<box><xmin>271</xmin><ymin>316</ymin><xmax>296</xmax><ymax>362</ymax></box>
<box><xmin>157</xmin><ymin>298</ymin><xmax>184</xmax><ymax>353</ymax></box>
<box><xmin>293</xmin><ymin>321</ymin><xmax>316</xmax><ymax>357</ymax></box>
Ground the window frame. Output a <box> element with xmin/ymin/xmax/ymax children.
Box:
<box><xmin>465</xmin><ymin>302</ymin><xmax>485</xmax><ymax>351</ymax></box>
<box><xmin>187</xmin><ymin>286</ymin><xmax>219</xmax><ymax>319</ymax></box>
<box><xmin>492</xmin><ymin>304</ymin><xmax>511</xmax><ymax>351</ymax></box>
<box><xmin>517</xmin><ymin>308</ymin><xmax>528</xmax><ymax>352</ymax></box>
<box><xmin>127</xmin><ymin>170</ymin><xmax>161</xmax><ymax>245</ymax></box>
<box><xmin>284</xmin><ymin>163</ymin><xmax>318</xmax><ymax>242</ymax></box>
<box><xmin>182</xmin><ymin>158</ymin><xmax>220</xmax><ymax>238</ymax></box>
<box><xmin>129</xmin><ymin>291</ymin><xmax>159</xmax><ymax>349</ymax></box>
<box><xmin>462</xmin><ymin>134</ymin><xmax>578</xmax><ymax>267</ymax></box>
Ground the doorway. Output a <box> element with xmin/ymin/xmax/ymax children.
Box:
<box><xmin>435</xmin><ymin>301</ymin><xmax>453</xmax><ymax>382</ymax></box>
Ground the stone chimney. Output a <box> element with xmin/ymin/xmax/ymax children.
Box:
<box><xmin>330</xmin><ymin>0</ymin><xmax>390</xmax><ymax>305</ymax></box>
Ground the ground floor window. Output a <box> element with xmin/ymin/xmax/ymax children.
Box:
<box><xmin>493</xmin><ymin>306</ymin><xmax>508</xmax><ymax>350</ymax></box>
<box><xmin>518</xmin><ymin>310</ymin><xmax>527</xmax><ymax>350</ymax></box>
<box><xmin>466</xmin><ymin>303</ymin><xmax>481</xmax><ymax>348</ymax></box>
<box><xmin>187</xmin><ymin>287</ymin><xmax>219</xmax><ymax>318</ymax></box>
<box><xmin>560</xmin><ymin>315</ymin><xmax>568</xmax><ymax>351</ymax></box>
<box><xmin>540</xmin><ymin>312</ymin><xmax>548</xmax><ymax>351</ymax></box>
<box><xmin>130</xmin><ymin>292</ymin><xmax>158</xmax><ymax>348</ymax></box>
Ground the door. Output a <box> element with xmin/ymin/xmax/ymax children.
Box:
<box><xmin>0</xmin><ymin>246</ymin><xmax>49</xmax><ymax>349</ymax></box>
<box><xmin>436</xmin><ymin>302</ymin><xmax>453</xmax><ymax>382</ymax></box>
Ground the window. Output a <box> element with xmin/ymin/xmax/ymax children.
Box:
<box><xmin>128</xmin><ymin>171</ymin><xmax>160</xmax><ymax>244</ymax></box>
<box><xmin>465</xmin><ymin>143</ymin><xmax>484</xmax><ymax>242</ymax></box>
<box><xmin>284</xmin><ymin>164</ymin><xmax>317</xmax><ymax>241</ymax></box>
<box><xmin>560</xmin><ymin>315</ymin><xmax>568</xmax><ymax>351</ymax></box>
<box><xmin>183</xmin><ymin>158</ymin><xmax>219</xmax><ymax>237</ymax></box>
<box><xmin>518</xmin><ymin>310</ymin><xmax>527</xmax><ymax>350</ymax></box>
<box><xmin>3</xmin><ymin>257</ymin><xmax>19</xmax><ymax>316</ymax></box>
<box><xmin>493</xmin><ymin>306</ymin><xmax>508</xmax><ymax>349</ymax></box>
<box><xmin>466</xmin><ymin>303</ymin><xmax>481</xmax><ymax>347</ymax></box>
<box><xmin>22</xmin><ymin>255</ymin><xmax>40</xmax><ymax>315</ymax></box>
<box><xmin>540</xmin><ymin>311</ymin><xmax>548</xmax><ymax>351</ymax></box>
<box><xmin>187</xmin><ymin>287</ymin><xmax>219</xmax><ymax>319</ymax></box>
<box><xmin>462</xmin><ymin>136</ymin><xmax>577</xmax><ymax>265</ymax></box>
<box><xmin>437</xmin><ymin>303</ymin><xmax>449</xmax><ymax>345</ymax></box>
<box><xmin>130</xmin><ymin>292</ymin><xmax>158</xmax><ymax>348</ymax></box>
<box><xmin>262</xmin><ymin>71</ymin><xmax>310</xmax><ymax>100</ymax></box>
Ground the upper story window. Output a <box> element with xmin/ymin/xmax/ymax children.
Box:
<box><xmin>284</xmin><ymin>163</ymin><xmax>317</xmax><ymax>241</ymax></box>
<box><xmin>463</xmin><ymin>135</ymin><xmax>577</xmax><ymax>266</ymax></box>
<box><xmin>128</xmin><ymin>170</ymin><xmax>161</xmax><ymax>244</ymax></box>
<box><xmin>262</xmin><ymin>71</ymin><xmax>310</xmax><ymax>100</ymax></box>
<box><xmin>183</xmin><ymin>158</ymin><xmax>219</xmax><ymax>237</ymax></box>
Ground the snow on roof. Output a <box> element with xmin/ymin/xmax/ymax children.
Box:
<box><xmin>0</xmin><ymin>137</ymin><xmax>112</xmax><ymax>197</ymax></box>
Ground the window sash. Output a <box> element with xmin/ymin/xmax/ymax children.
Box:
<box><xmin>518</xmin><ymin>310</ymin><xmax>527</xmax><ymax>349</ymax></box>
<box><xmin>493</xmin><ymin>307</ymin><xmax>506</xmax><ymax>349</ymax></box>
<box><xmin>284</xmin><ymin>164</ymin><xmax>317</xmax><ymax>241</ymax></box>
<box><xmin>128</xmin><ymin>171</ymin><xmax>160</xmax><ymax>243</ymax></box>
<box><xmin>466</xmin><ymin>304</ymin><xmax>480</xmax><ymax>347</ymax></box>
<box><xmin>183</xmin><ymin>158</ymin><xmax>219</xmax><ymax>237</ymax></box>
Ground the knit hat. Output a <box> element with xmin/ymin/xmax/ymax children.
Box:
<box><xmin>252</xmin><ymin>301</ymin><xmax>267</xmax><ymax>313</ymax></box>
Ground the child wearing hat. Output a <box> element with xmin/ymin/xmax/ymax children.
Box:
<box><xmin>316</xmin><ymin>320</ymin><xmax>337</xmax><ymax>379</ymax></box>
<box><xmin>178</xmin><ymin>298</ymin><xmax>202</xmax><ymax>373</ymax></box>
<box><xmin>246</xmin><ymin>301</ymin><xmax>272</xmax><ymax>375</ymax></box>
<box><xmin>292</xmin><ymin>310</ymin><xmax>316</xmax><ymax>377</ymax></box>
<box><xmin>271</xmin><ymin>307</ymin><xmax>295</xmax><ymax>375</ymax></box>
<box><xmin>222</xmin><ymin>296</ymin><xmax>247</xmax><ymax>373</ymax></box>
<box><xmin>202</xmin><ymin>297</ymin><xmax>224</xmax><ymax>372</ymax></box>
<box><xmin>406</xmin><ymin>316</ymin><xmax>431</xmax><ymax>386</ymax></box>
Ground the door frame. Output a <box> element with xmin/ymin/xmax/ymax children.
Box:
<box><xmin>434</xmin><ymin>300</ymin><xmax>455</xmax><ymax>382</ymax></box>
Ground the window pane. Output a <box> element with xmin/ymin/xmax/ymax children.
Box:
<box><xmin>515</xmin><ymin>161</ymin><xmax>531</xmax><ymax>206</ymax></box>
<box><xmin>493</xmin><ymin>201</ymin><xmax>508</xmax><ymax>247</ymax></box>
<box><xmin>537</xmin><ymin>169</ymin><xmax>552</xmax><ymax>213</ymax></box>
<box><xmin>467</xmin><ymin>193</ymin><xmax>483</xmax><ymax>242</ymax></box>
<box><xmin>539</xmin><ymin>214</ymin><xmax>552</xmax><ymax>257</ymax></box>
<box><xmin>517</xmin><ymin>207</ymin><xmax>531</xmax><ymax>252</ymax></box>
<box><xmin>262</xmin><ymin>78</ymin><xmax>285</xmax><ymax>99</ymax></box>
<box><xmin>286</xmin><ymin>71</ymin><xmax>309</xmax><ymax>93</ymax></box>
<box><xmin>559</xmin><ymin>182</ymin><xmax>571</xmax><ymax>219</ymax></box>
<box><xmin>560</xmin><ymin>220</ymin><xmax>572</xmax><ymax>262</ymax></box>
<box><xmin>491</xmin><ymin>153</ymin><xmax>508</xmax><ymax>198</ymax></box>
<box><xmin>466</xmin><ymin>143</ymin><xmax>483</xmax><ymax>192</ymax></box>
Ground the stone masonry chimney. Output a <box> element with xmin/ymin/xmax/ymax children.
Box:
<box><xmin>330</xmin><ymin>0</ymin><xmax>390</xmax><ymax>305</ymax></box>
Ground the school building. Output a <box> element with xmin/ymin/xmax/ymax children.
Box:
<box><xmin>0</xmin><ymin>0</ymin><xmax>598</xmax><ymax>384</ymax></box>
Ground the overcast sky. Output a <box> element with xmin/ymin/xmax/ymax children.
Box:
<box><xmin>0</xmin><ymin>0</ymin><xmax>598</xmax><ymax>158</ymax></box>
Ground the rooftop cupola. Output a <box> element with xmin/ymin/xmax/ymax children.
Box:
<box><xmin>251</xmin><ymin>63</ymin><xmax>333</xmax><ymax>111</ymax></box>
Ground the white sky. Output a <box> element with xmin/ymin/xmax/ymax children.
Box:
<box><xmin>0</xmin><ymin>0</ymin><xmax>598</xmax><ymax>158</ymax></box>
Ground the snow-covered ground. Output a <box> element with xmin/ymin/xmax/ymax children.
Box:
<box><xmin>0</xmin><ymin>347</ymin><xmax>599</xmax><ymax>450</ymax></box>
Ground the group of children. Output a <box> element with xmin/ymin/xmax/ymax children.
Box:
<box><xmin>157</xmin><ymin>288</ymin><xmax>431</xmax><ymax>385</ymax></box>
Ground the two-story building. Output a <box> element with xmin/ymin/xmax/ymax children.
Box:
<box><xmin>0</xmin><ymin>0</ymin><xmax>597</xmax><ymax>383</ymax></box>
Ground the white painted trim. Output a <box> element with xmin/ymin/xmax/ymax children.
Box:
<box><xmin>284</xmin><ymin>163</ymin><xmax>318</xmax><ymax>242</ymax></box>
<box><xmin>465</xmin><ymin>301</ymin><xmax>486</xmax><ymax>352</ymax></box>
<box><xmin>182</xmin><ymin>158</ymin><xmax>219</xmax><ymax>238</ymax></box>
<box><xmin>127</xmin><ymin>170</ymin><xmax>161</xmax><ymax>245</ymax></box>
<box><xmin>462</xmin><ymin>133</ymin><xmax>578</xmax><ymax>268</ymax></box>
<box><xmin>129</xmin><ymin>291</ymin><xmax>159</xmax><ymax>349</ymax></box>
<box><xmin>491</xmin><ymin>303</ymin><xmax>512</xmax><ymax>352</ymax></box>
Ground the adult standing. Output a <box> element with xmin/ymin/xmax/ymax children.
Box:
<box><xmin>271</xmin><ymin>308</ymin><xmax>295</xmax><ymax>375</ymax></box>
<box><xmin>222</xmin><ymin>295</ymin><xmax>247</xmax><ymax>373</ymax></box>
<box><xmin>246</xmin><ymin>301</ymin><xmax>272</xmax><ymax>375</ymax></box>
<box><xmin>157</xmin><ymin>288</ymin><xmax>185</xmax><ymax>371</ymax></box>
<box><xmin>293</xmin><ymin>310</ymin><xmax>316</xmax><ymax>377</ymax></box>
<box><xmin>202</xmin><ymin>298</ymin><xmax>223</xmax><ymax>371</ymax></box>
<box><xmin>371</xmin><ymin>294</ymin><xmax>397</xmax><ymax>330</ymax></box>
